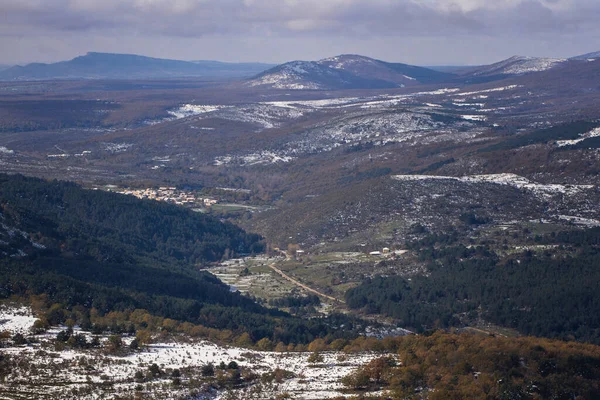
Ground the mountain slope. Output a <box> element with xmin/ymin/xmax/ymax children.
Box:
<box><xmin>467</xmin><ymin>55</ymin><xmax>567</xmax><ymax>77</ymax></box>
<box><xmin>0</xmin><ymin>174</ymin><xmax>358</xmax><ymax>344</ymax></box>
<box><xmin>0</xmin><ymin>174</ymin><xmax>265</xmax><ymax>264</ymax></box>
<box><xmin>0</xmin><ymin>52</ymin><xmax>273</xmax><ymax>80</ymax></box>
<box><xmin>246</xmin><ymin>54</ymin><xmax>454</xmax><ymax>90</ymax></box>
<box><xmin>571</xmin><ymin>50</ymin><xmax>600</xmax><ymax>60</ymax></box>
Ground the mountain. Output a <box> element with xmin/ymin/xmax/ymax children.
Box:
<box><xmin>246</xmin><ymin>54</ymin><xmax>455</xmax><ymax>90</ymax></box>
<box><xmin>0</xmin><ymin>52</ymin><xmax>273</xmax><ymax>81</ymax></box>
<box><xmin>571</xmin><ymin>50</ymin><xmax>600</xmax><ymax>60</ymax></box>
<box><xmin>466</xmin><ymin>55</ymin><xmax>567</xmax><ymax>78</ymax></box>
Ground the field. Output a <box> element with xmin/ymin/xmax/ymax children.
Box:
<box><xmin>0</xmin><ymin>305</ymin><xmax>378</xmax><ymax>400</ymax></box>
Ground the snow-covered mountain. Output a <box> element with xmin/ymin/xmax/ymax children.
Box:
<box><xmin>571</xmin><ymin>51</ymin><xmax>600</xmax><ymax>60</ymax></box>
<box><xmin>246</xmin><ymin>55</ymin><xmax>454</xmax><ymax>90</ymax></box>
<box><xmin>470</xmin><ymin>55</ymin><xmax>567</xmax><ymax>77</ymax></box>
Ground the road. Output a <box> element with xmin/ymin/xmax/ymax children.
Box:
<box><xmin>268</xmin><ymin>262</ymin><xmax>344</xmax><ymax>304</ymax></box>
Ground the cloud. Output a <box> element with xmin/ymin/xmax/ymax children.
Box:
<box><xmin>1</xmin><ymin>0</ymin><xmax>600</xmax><ymax>65</ymax></box>
<box><xmin>1</xmin><ymin>0</ymin><xmax>600</xmax><ymax>38</ymax></box>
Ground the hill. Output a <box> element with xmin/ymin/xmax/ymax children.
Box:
<box><xmin>246</xmin><ymin>54</ymin><xmax>454</xmax><ymax>90</ymax></box>
<box><xmin>0</xmin><ymin>174</ymin><xmax>356</xmax><ymax>344</ymax></box>
<box><xmin>571</xmin><ymin>50</ymin><xmax>600</xmax><ymax>60</ymax></box>
<box><xmin>346</xmin><ymin>228</ymin><xmax>600</xmax><ymax>343</ymax></box>
<box><xmin>455</xmin><ymin>55</ymin><xmax>569</xmax><ymax>84</ymax></box>
<box><xmin>0</xmin><ymin>52</ymin><xmax>273</xmax><ymax>81</ymax></box>
<box><xmin>345</xmin><ymin>332</ymin><xmax>600</xmax><ymax>399</ymax></box>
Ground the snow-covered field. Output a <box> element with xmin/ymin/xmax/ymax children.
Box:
<box><xmin>392</xmin><ymin>173</ymin><xmax>594</xmax><ymax>198</ymax></box>
<box><xmin>455</xmin><ymin>85</ymin><xmax>521</xmax><ymax>97</ymax></box>
<box><xmin>102</xmin><ymin>142</ymin><xmax>134</xmax><ymax>153</ymax></box>
<box><xmin>0</xmin><ymin>306</ymin><xmax>380</xmax><ymax>400</ymax></box>
<box><xmin>208</xmin><ymin>103</ymin><xmax>478</xmax><ymax>166</ymax></box>
<box><xmin>0</xmin><ymin>305</ymin><xmax>38</xmax><ymax>335</ymax></box>
<box><xmin>214</xmin><ymin>151</ymin><xmax>295</xmax><ymax>166</ymax></box>
<box><xmin>168</xmin><ymin>104</ymin><xmax>226</xmax><ymax>119</ymax></box>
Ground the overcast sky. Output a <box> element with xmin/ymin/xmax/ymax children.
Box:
<box><xmin>1</xmin><ymin>0</ymin><xmax>599</xmax><ymax>66</ymax></box>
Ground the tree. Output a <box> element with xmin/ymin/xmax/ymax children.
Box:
<box><xmin>275</xmin><ymin>342</ymin><xmax>287</xmax><ymax>352</ymax></box>
<box><xmin>136</xmin><ymin>329</ymin><xmax>152</xmax><ymax>345</ymax></box>
<box><xmin>129</xmin><ymin>338</ymin><xmax>140</xmax><ymax>350</ymax></box>
<box><xmin>105</xmin><ymin>334</ymin><xmax>123</xmax><ymax>354</ymax></box>
<box><xmin>235</xmin><ymin>332</ymin><xmax>253</xmax><ymax>348</ymax></box>
<box><xmin>257</xmin><ymin>337</ymin><xmax>273</xmax><ymax>351</ymax></box>
<box><xmin>307</xmin><ymin>351</ymin><xmax>324</xmax><ymax>364</ymax></box>
<box><xmin>308</xmin><ymin>338</ymin><xmax>327</xmax><ymax>352</ymax></box>
<box><xmin>201</xmin><ymin>363</ymin><xmax>215</xmax><ymax>377</ymax></box>
<box><xmin>12</xmin><ymin>333</ymin><xmax>27</xmax><ymax>346</ymax></box>
<box><xmin>148</xmin><ymin>363</ymin><xmax>161</xmax><ymax>377</ymax></box>
<box><xmin>341</xmin><ymin>370</ymin><xmax>370</xmax><ymax>390</ymax></box>
<box><xmin>227</xmin><ymin>361</ymin><xmax>239</xmax><ymax>370</ymax></box>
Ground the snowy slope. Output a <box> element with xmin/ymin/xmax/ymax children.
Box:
<box><xmin>246</xmin><ymin>54</ymin><xmax>454</xmax><ymax>90</ymax></box>
<box><xmin>571</xmin><ymin>51</ymin><xmax>600</xmax><ymax>60</ymax></box>
<box><xmin>471</xmin><ymin>56</ymin><xmax>566</xmax><ymax>76</ymax></box>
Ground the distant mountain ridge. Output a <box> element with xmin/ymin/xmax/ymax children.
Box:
<box><xmin>571</xmin><ymin>51</ymin><xmax>600</xmax><ymax>60</ymax></box>
<box><xmin>467</xmin><ymin>55</ymin><xmax>567</xmax><ymax>77</ymax></box>
<box><xmin>2</xmin><ymin>49</ymin><xmax>598</xmax><ymax>85</ymax></box>
<box><xmin>246</xmin><ymin>54</ymin><xmax>455</xmax><ymax>90</ymax></box>
<box><xmin>453</xmin><ymin>53</ymin><xmax>600</xmax><ymax>84</ymax></box>
<box><xmin>0</xmin><ymin>52</ymin><xmax>274</xmax><ymax>81</ymax></box>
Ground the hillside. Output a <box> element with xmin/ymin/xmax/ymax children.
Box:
<box><xmin>246</xmin><ymin>54</ymin><xmax>454</xmax><ymax>90</ymax></box>
<box><xmin>346</xmin><ymin>228</ymin><xmax>600</xmax><ymax>343</ymax></box>
<box><xmin>0</xmin><ymin>174</ymin><xmax>359</xmax><ymax>344</ymax></box>
<box><xmin>0</xmin><ymin>174</ymin><xmax>264</xmax><ymax>264</ymax></box>
<box><xmin>344</xmin><ymin>333</ymin><xmax>600</xmax><ymax>399</ymax></box>
<box><xmin>571</xmin><ymin>50</ymin><xmax>600</xmax><ymax>60</ymax></box>
<box><xmin>468</xmin><ymin>55</ymin><xmax>567</xmax><ymax>77</ymax></box>
<box><xmin>0</xmin><ymin>52</ymin><xmax>273</xmax><ymax>80</ymax></box>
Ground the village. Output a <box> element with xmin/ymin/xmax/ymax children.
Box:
<box><xmin>104</xmin><ymin>186</ymin><xmax>219</xmax><ymax>208</ymax></box>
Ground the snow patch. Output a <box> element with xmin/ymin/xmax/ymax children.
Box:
<box><xmin>102</xmin><ymin>142</ymin><xmax>133</xmax><ymax>153</ymax></box>
<box><xmin>168</xmin><ymin>104</ymin><xmax>225</xmax><ymax>119</ymax></box>
<box><xmin>556</xmin><ymin>127</ymin><xmax>600</xmax><ymax>147</ymax></box>
<box><xmin>392</xmin><ymin>173</ymin><xmax>594</xmax><ymax>198</ymax></box>
<box><xmin>456</xmin><ymin>85</ymin><xmax>520</xmax><ymax>96</ymax></box>
<box><xmin>215</xmin><ymin>151</ymin><xmax>295</xmax><ymax>166</ymax></box>
<box><xmin>0</xmin><ymin>305</ymin><xmax>37</xmax><ymax>334</ymax></box>
<box><xmin>461</xmin><ymin>115</ymin><xmax>487</xmax><ymax>121</ymax></box>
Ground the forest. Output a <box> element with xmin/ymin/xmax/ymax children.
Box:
<box><xmin>480</xmin><ymin>120</ymin><xmax>600</xmax><ymax>152</ymax></box>
<box><xmin>343</xmin><ymin>332</ymin><xmax>600</xmax><ymax>399</ymax></box>
<box><xmin>0</xmin><ymin>173</ymin><xmax>265</xmax><ymax>265</ymax></box>
<box><xmin>0</xmin><ymin>174</ymin><xmax>359</xmax><ymax>345</ymax></box>
<box><xmin>346</xmin><ymin>228</ymin><xmax>600</xmax><ymax>344</ymax></box>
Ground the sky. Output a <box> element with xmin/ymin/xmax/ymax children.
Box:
<box><xmin>1</xmin><ymin>0</ymin><xmax>600</xmax><ymax>66</ymax></box>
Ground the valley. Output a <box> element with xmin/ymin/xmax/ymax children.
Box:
<box><xmin>1</xmin><ymin>50</ymin><xmax>600</xmax><ymax>399</ymax></box>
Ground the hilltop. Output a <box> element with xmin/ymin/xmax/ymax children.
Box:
<box><xmin>0</xmin><ymin>52</ymin><xmax>274</xmax><ymax>80</ymax></box>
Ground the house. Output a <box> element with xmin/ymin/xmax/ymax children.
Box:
<box><xmin>369</xmin><ymin>251</ymin><xmax>382</xmax><ymax>256</ymax></box>
<box><xmin>382</xmin><ymin>247</ymin><xmax>390</xmax><ymax>254</ymax></box>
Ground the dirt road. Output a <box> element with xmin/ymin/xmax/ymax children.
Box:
<box><xmin>268</xmin><ymin>263</ymin><xmax>344</xmax><ymax>304</ymax></box>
